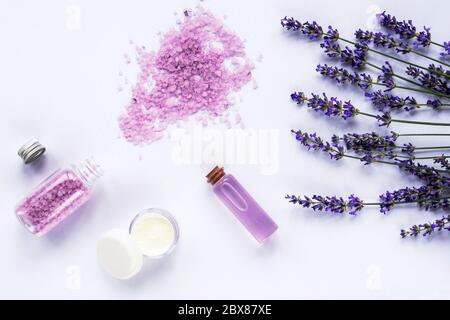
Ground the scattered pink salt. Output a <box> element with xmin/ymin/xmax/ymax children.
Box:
<box><xmin>119</xmin><ymin>8</ymin><xmax>254</xmax><ymax>145</ymax></box>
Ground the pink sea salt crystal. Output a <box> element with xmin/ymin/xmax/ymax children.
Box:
<box><xmin>119</xmin><ymin>8</ymin><xmax>254</xmax><ymax>145</ymax></box>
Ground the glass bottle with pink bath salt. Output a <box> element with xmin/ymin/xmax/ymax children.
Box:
<box><xmin>15</xmin><ymin>159</ymin><xmax>103</xmax><ymax>236</ymax></box>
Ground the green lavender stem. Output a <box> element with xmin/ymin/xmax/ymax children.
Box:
<box><xmin>398</xmin><ymin>133</ymin><xmax>450</xmax><ymax>137</ymax></box>
<box><xmin>339</xmin><ymin>37</ymin><xmax>450</xmax><ymax>78</ymax></box>
<box><xmin>370</xmin><ymin>81</ymin><xmax>450</xmax><ymax>97</ymax></box>
<box><xmin>342</xmin><ymin>153</ymin><xmax>447</xmax><ymax>171</ymax></box>
<box><xmin>358</xmin><ymin>111</ymin><xmax>450</xmax><ymax>126</ymax></box>
<box><xmin>365</xmin><ymin>61</ymin><xmax>450</xmax><ymax>99</ymax></box>
<box><xmin>410</xmin><ymin>146</ymin><xmax>450</xmax><ymax>150</ymax></box>
<box><xmin>411</xmin><ymin>49</ymin><xmax>450</xmax><ymax>68</ymax></box>
<box><xmin>395</xmin><ymin>155</ymin><xmax>450</xmax><ymax>160</ymax></box>
<box><xmin>364</xmin><ymin>196</ymin><xmax>450</xmax><ymax>206</ymax></box>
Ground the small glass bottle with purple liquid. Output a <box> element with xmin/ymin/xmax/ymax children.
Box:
<box><xmin>15</xmin><ymin>159</ymin><xmax>102</xmax><ymax>236</ymax></box>
<box><xmin>206</xmin><ymin>166</ymin><xmax>278</xmax><ymax>243</ymax></box>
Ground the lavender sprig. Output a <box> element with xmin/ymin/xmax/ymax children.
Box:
<box><xmin>291</xmin><ymin>129</ymin><xmax>450</xmax><ymax>167</ymax></box>
<box><xmin>291</xmin><ymin>91</ymin><xmax>450</xmax><ymax>126</ymax></box>
<box><xmin>378</xmin><ymin>11</ymin><xmax>450</xmax><ymax>60</ymax></box>
<box><xmin>285</xmin><ymin>194</ymin><xmax>364</xmax><ymax>215</ymax></box>
<box><xmin>406</xmin><ymin>66</ymin><xmax>450</xmax><ymax>95</ymax></box>
<box><xmin>379</xmin><ymin>185</ymin><xmax>449</xmax><ymax>213</ymax></box>
<box><xmin>365</xmin><ymin>90</ymin><xmax>448</xmax><ymax>112</ymax></box>
<box><xmin>401</xmin><ymin>215</ymin><xmax>450</xmax><ymax>238</ymax></box>
<box><xmin>286</xmin><ymin>192</ymin><xmax>450</xmax><ymax>216</ymax></box>
<box><xmin>443</xmin><ymin>42</ymin><xmax>450</xmax><ymax>58</ymax></box>
<box><xmin>435</xmin><ymin>155</ymin><xmax>450</xmax><ymax>170</ymax></box>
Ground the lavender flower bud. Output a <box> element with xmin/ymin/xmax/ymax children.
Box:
<box><xmin>372</xmin><ymin>32</ymin><xmax>399</xmax><ymax>49</ymax></box>
<box><xmin>324</xmin><ymin>26</ymin><xmax>339</xmax><ymax>42</ymax></box>
<box><xmin>414</xmin><ymin>27</ymin><xmax>431</xmax><ymax>47</ymax></box>
<box><xmin>280</xmin><ymin>17</ymin><xmax>302</xmax><ymax>31</ymax></box>
<box><xmin>285</xmin><ymin>194</ymin><xmax>364</xmax><ymax>215</ymax></box>
<box><xmin>365</xmin><ymin>90</ymin><xmax>418</xmax><ymax>112</ymax></box>
<box><xmin>434</xmin><ymin>155</ymin><xmax>450</xmax><ymax>170</ymax></box>
<box><xmin>355</xmin><ymin>29</ymin><xmax>373</xmax><ymax>44</ymax></box>
<box><xmin>291</xmin><ymin>129</ymin><xmax>344</xmax><ymax>160</ymax></box>
<box><xmin>378</xmin><ymin>11</ymin><xmax>417</xmax><ymax>39</ymax></box>
<box><xmin>377</xmin><ymin>62</ymin><xmax>396</xmax><ymax>90</ymax></box>
<box><xmin>427</xmin><ymin>99</ymin><xmax>443</xmax><ymax>109</ymax></box>
<box><xmin>341</xmin><ymin>131</ymin><xmax>397</xmax><ymax>153</ymax></box>
<box><xmin>395</xmin><ymin>42</ymin><xmax>412</xmax><ymax>54</ymax></box>
<box><xmin>376</xmin><ymin>112</ymin><xmax>392</xmax><ymax>127</ymax></box>
<box><xmin>302</xmin><ymin>21</ymin><xmax>323</xmax><ymax>40</ymax></box>
<box><xmin>320</xmin><ymin>40</ymin><xmax>341</xmax><ymax>58</ymax></box>
<box><xmin>406</xmin><ymin>66</ymin><xmax>421</xmax><ymax>78</ymax></box>
<box><xmin>441</xmin><ymin>42</ymin><xmax>450</xmax><ymax>58</ymax></box>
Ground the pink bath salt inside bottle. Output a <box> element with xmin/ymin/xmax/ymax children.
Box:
<box><xmin>15</xmin><ymin>159</ymin><xmax>103</xmax><ymax>236</ymax></box>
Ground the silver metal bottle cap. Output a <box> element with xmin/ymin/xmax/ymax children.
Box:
<box><xmin>18</xmin><ymin>139</ymin><xmax>46</xmax><ymax>164</ymax></box>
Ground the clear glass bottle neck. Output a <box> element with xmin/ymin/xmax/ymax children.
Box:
<box><xmin>73</xmin><ymin>158</ymin><xmax>103</xmax><ymax>187</ymax></box>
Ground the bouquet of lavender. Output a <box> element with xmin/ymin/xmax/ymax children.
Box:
<box><xmin>282</xmin><ymin>12</ymin><xmax>450</xmax><ymax>238</ymax></box>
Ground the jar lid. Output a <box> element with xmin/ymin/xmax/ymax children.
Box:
<box><xmin>18</xmin><ymin>139</ymin><xmax>46</xmax><ymax>164</ymax></box>
<box><xmin>96</xmin><ymin>229</ymin><xmax>143</xmax><ymax>280</ymax></box>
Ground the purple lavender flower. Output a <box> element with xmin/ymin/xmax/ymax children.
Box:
<box><xmin>285</xmin><ymin>194</ymin><xmax>364</xmax><ymax>215</ymax></box>
<box><xmin>415</xmin><ymin>27</ymin><xmax>431</xmax><ymax>47</ymax></box>
<box><xmin>406</xmin><ymin>65</ymin><xmax>421</xmax><ymax>78</ymax></box>
<box><xmin>401</xmin><ymin>215</ymin><xmax>450</xmax><ymax>238</ymax></box>
<box><xmin>427</xmin><ymin>99</ymin><xmax>443</xmax><ymax>109</ymax></box>
<box><xmin>361</xmin><ymin>152</ymin><xmax>385</xmax><ymax>165</ymax></box>
<box><xmin>378</xmin><ymin>11</ymin><xmax>439</xmax><ymax>49</ymax></box>
<box><xmin>291</xmin><ymin>92</ymin><xmax>359</xmax><ymax>120</ymax></box>
<box><xmin>377</xmin><ymin>62</ymin><xmax>396</xmax><ymax>90</ymax></box>
<box><xmin>442</xmin><ymin>42</ymin><xmax>450</xmax><ymax>57</ymax></box>
<box><xmin>373</xmin><ymin>32</ymin><xmax>399</xmax><ymax>49</ymax></box>
<box><xmin>376</xmin><ymin>112</ymin><xmax>392</xmax><ymax>127</ymax></box>
<box><xmin>434</xmin><ymin>155</ymin><xmax>450</xmax><ymax>171</ymax></box>
<box><xmin>401</xmin><ymin>142</ymin><xmax>415</xmax><ymax>155</ymax></box>
<box><xmin>427</xmin><ymin>64</ymin><xmax>450</xmax><ymax>77</ymax></box>
<box><xmin>355</xmin><ymin>29</ymin><xmax>373</xmax><ymax>44</ymax></box>
<box><xmin>378</xmin><ymin>12</ymin><xmax>417</xmax><ymax>39</ymax></box>
<box><xmin>316</xmin><ymin>64</ymin><xmax>347</xmax><ymax>83</ymax></box>
<box><xmin>320</xmin><ymin>40</ymin><xmax>341</xmax><ymax>58</ymax></box>
<box><xmin>396</xmin><ymin>159</ymin><xmax>450</xmax><ymax>188</ymax></box>
<box><xmin>396</xmin><ymin>42</ymin><xmax>412</xmax><ymax>54</ymax></box>
<box><xmin>377</xmin><ymin>11</ymin><xmax>398</xmax><ymax>30</ymax></box>
<box><xmin>290</xmin><ymin>91</ymin><xmax>307</xmax><ymax>104</ymax></box>
<box><xmin>405</xmin><ymin>65</ymin><xmax>449</xmax><ymax>95</ymax></box>
<box><xmin>379</xmin><ymin>184</ymin><xmax>446</xmax><ymax>214</ymax></box>
<box><xmin>281</xmin><ymin>17</ymin><xmax>324</xmax><ymax>39</ymax></box>
<box><xmin>316</xmin><ymin>64</ymin><xmax>375</xmax><ymax>90</ymax></box>
<box><xmin>356</xmin><ymin>29</ymin><xmax>402</xmax><ymax>51</ymax></box>
<box><xmin>418</xmin><ymin>72</ymin><xmax>449</xmax><ymax>95</ymax></box>
<box><xmin>324</xmin><ymin>26</ymin><xmax>339</xmax><ymax>42</ymax></box>
<box><xmin>280</xmin><ymin>16</ymin><xmax>302</xmax><ymax>31</ymax></box>
<box><xmin>340</xmin><ymin>131</ymin><xmax>398</xmax><ymax>153</ymax></box>
<box><xmin>302</xmin><ymin>21</ymin><xmax>323</xmax><ymax>40</ymax></box>
<box><xmin>365</xmin><ymin>90</ymin><xmax>418</xmax><ymax>112</ymax></box>
<box><xmin>319</xmin><ymin>42</ymin><xmax>367</xmax><ymax>69</ymax></box>
<box><xmin>291</xmin><ymin>129</ymin><xmax>345</xmax><ymax>160</ymax></box>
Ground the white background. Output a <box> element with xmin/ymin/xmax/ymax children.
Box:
<box><xmin>1</xmin><ymin>0</ymin><xmax>449</xmax><ymax>299</ymax></box>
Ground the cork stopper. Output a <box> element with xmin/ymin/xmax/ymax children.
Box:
<box><xmin>206</xmin><ymin>166</ymin><xmax>225</xmax><ymax>185</ymax></box>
